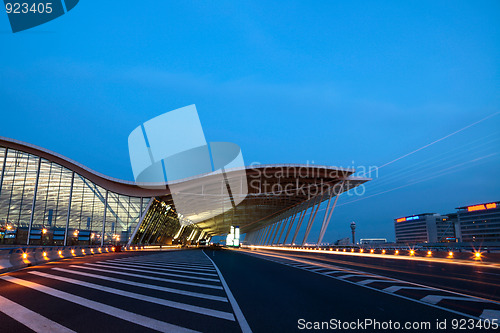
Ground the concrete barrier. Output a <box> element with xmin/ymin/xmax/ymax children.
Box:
<box><xmin>0</xmin><ymin>244</ymin><xmax>143</xmax><ymax>274</ymax></box>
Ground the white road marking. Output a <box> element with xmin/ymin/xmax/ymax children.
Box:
<box><xmin>1</xmin><ymin>276</ymin><xmax>199</xmax><ymax>333</ymax></box>
<box><xmin>28</xmin><ymin>271</ymin><xmax>234</xmax><ymax>321</ymax></box>
<box><xmin>85</xmin><ymin>263</ymin><xmax>220</xmax><ymax>282</ymax></box>
<box><xmin>114</xmin><ymin>259</ymin><xmax>214</xmax><ymax>269</ymax></box>
<box><xmin>52</xmin><ymin>267</ymin><xmax>227</xmax><ymax>302</ymax></box>
<box><xmin>242</xmin><ymin>249</ymin><xmax>499</xmax><ymax>321</ymax></box>
<box><xmin>107</xmin><ymin>259</ymin><xmax>216</xmax><ymax>272</ymax></box>
<box><xmin>70</xmin><ymin>265</ymin><xmax>223</xmax><ymax>290</ymax></box>
<box><xmin>203</xmin><ymin>251</ymin><xmax>252</xmax><ymax>333</ymax></box>
<box><xmin>101</xmin><ymin>261</ymin><xmax>218</xmax><ymax>276</ymax></box>
<box><xmin>384</xmin><ymin>286</ymin><xmax>431</xmax><ymax>293</ymax></box>
<box><xmin>0</xmin><ymin>295</ymin><xmax>76</xmax><ymax>333</ymax></box>
<box><xmin>480</xmin><ymin>309</ymin><xmax>500</xmax><ymax>320</ymax></box>
<box><xmin>337</xmin><ymin>274</ymin><xmax>369</xmax><ymax>279</ymax></box>
<box><xmin>357</xmin><ymin>279</ymin><xmax>394</xmax><ymax>286</ymax></box>
<box><xmin>421</xmin><ymin>295</ymin><xmax>490</xmax><ymax>305</ymax></box>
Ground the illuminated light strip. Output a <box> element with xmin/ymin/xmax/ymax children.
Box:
<box><xmin>70</xmin><ymin>265</ymin><xmax>223</xmax><ymax>290</ymax></box>
<box><xmin>0</xmin><ymin>276</ymin><xmax>199</xmax><ymax>333</ymax></box>
<box><xmin>28</xmin><ymin>271</ymin><xmax>234</xmax><ymax>321</ymax></box>
<box><xmin>85</xmin><ymin>263</ymin><xmax>220</xmax><ymax>282</ymax></box>
<box><xmin>51</xmin><ymin>267</ymin><xmax>227</xmax><ymax>302</ymax></box>
<box><xmin>0</xmin><ymin>295</ymin><xmax>76</xmax><ymax>333</ymax></box>
<box><xmin>243</xmin><ymin>245</ymin><xmax>500</xmax><ymax>268</ymax></box>
<box><xmin>396</xmin><ymin>217</ymin><xmax>406</xmax><ymax>222</ymax></box>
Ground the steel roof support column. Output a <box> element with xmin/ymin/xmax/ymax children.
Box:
<box><xmin>276</xmin><ymin>215</ymin><xmax>291</xmax><ymax>245</ymax></box>
<box><xmin>259</xmin><ymin>226</ymin><xmax>270</xmax><ymax>245</ymax></box>
<box><xmin>291</xmin><ymin>198</ymin><xmax>314</xmax><ymax>245</ymax></box>
<box><xmin>283</xmin><ymin>205</ymin><xmax>300</xmax><ymax>245</ymax></box>
<box><xmin>271</xmin><ymin>218</ymin><xmax>284</xmax><ymax>245</ymax></box>
<box><xmin>265</xmin><ymin>221</ymin><xmax>278</xmax><ymax>245</ymax></box>
<box><xmin>317</xmin><ymin>181</ymin><xmax>344</xmax><ymax>246</ymax></box>
<box><xmin>127</xmin><ymin>198</ymin><xmax>153</xmax><ymax>246</ymax></box>
<box><xmin>263</xmin><ymin>223</ymin><xmax>274</xmax><ymax>245</ymax></box>
<box><xmin>64</xmin><ymin>172</ymin><xmax>75</xmax><ymax>246</ymax></box>
<box><xmin>27</xmin><ymin>156</ymin><xmax>41</xmax><ymax>245</ymax></box>
<box><xmin>301</xmin><ymin>194</ymin><xmax>325</xmax><ymax>246</ymax></box>
<box><xmin>258</xmin><ymin>227</ymin><xmax>268</xmax><ymax>245</ymax></box>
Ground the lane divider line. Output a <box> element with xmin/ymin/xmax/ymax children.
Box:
<box><xmin>203</xmin><ymin>250</ymin><xmax>253</xmax><ymax>333</ymax></box>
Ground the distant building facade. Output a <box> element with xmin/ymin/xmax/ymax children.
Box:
<box><xmin>394</xmin><ymin>213</ymin><xmax>452</xmax><ymax>244</ymax></box>
<box><xmin>359</xmin><ymin>238</ymin><xmax>387</xmax><ymax>245</ymax></box>
<box><xmin>455</xmin><ymin>202</ymin><xmax>499</xmax><ymax>242</ymax></box>
<box><xmin>394</xmin><ymin>201</ymin><xmax>499</xmax><ymax>244</ymax></box>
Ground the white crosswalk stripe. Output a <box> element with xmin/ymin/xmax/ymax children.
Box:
<box><xmin>28</xmin><ymin>271</ymin><xmax>235</xmax><ymax>320</ymax></box>
<box><xmin>0</xmin><ymin>250</ymin><xmax>248</xmax><ymax>332</ymax></box>
<box><xmin>51</xmin><ymin>267</ymin><xmax>228</xmax><ymax>302</ymax></box>
<box><xmin>1</xmin><ymin>275</ymin><xmax>199</xmax><ymax>333</ymax></box>
<box><xmin>71</xmin><ymin>264</ymin><xmax>223</xmax><ymax>289</ymax></box>
<box><xmin>85</xmin><ymin>262</ymin><xmax>221</xmax><ymax>282</ymax></box>
<box><xmin>0</xmin><ymin>295</ymin><xmax>76</xmax><ymax>333</ymax></box>
<box><xmin>102</xmin><ymin>260</ymin><xmax>219</xmax><ymax>276</ymax></box>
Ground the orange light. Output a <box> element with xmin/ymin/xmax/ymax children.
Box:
<box><xmin>382</xmin><ymin>249</ymin><xmax>386</xmax><ymax>254</ymax></box>
<box><xmin>343</xmin><ymin>249</ymin><xmax>346</xmax><ymax>252</ymax></box>
<box><xmin>351</xmin><ymin>248</ymin><xmax>354</xmax><ymax>252</ymax></box>
<box><xmin>71</xmin><ymin>249</ymin><xmax>75</xmax><ymax>254</ymax></box>
<box><xmin>98</xmin><ymin>247</ymin><xmax>102</xmax><ymax>252</ymax></box>
<box><xmin>329</xmin><ymin>248</ymin><xmax>333</xmax><ymax>251</ymax></box>
<box><xmin>427</xmin><ymin>251</ymin><xmax>432</xmax><ymax>256</ymax></box>
<box><xmin>467</xmin><ymin>203</ymin><xmax>497</xmax><ymax>212</ymax></box>
<box><xmin>6</xmin><ymin>225</ymin><xmax>12</xmax><ymax>230</ymax></box>
<box><xmin>448</xmin><ymin>251</ymin><xmax>453</xmax><ymax>257</ymax></box>
<box><xmin>410</xmin><ymin>250</ymin><xmax>415</xmax><ymax>256</ymax></box>
<box><xmin>335</xmin><ymin>248</ymin><xmax>339</xmax><ymax>252</ymax></box>
<box><xmin>58</xmin><ymin>250</ymin><xmax>62</xmax><ymax>255</ymax></box>
<box><xmin>22</xmin><ymin>253</ymin><xmax>27</xmax><ymax>259</ymax></box>
<box><xmin>42</xmin><ymin>252</ymin><xmax>47</xmax><ymax>257</ymax></box>
<box><xmin>395</xmin><ymin>250</ymin><xmax>399</xmax><ymax>255</ymax></box>
<box><xmin>42</xmin><ymin>228</ymin><xmax>47</xmax><ymax>234</ymax></box>
<box><xmin>474</xmin><ymin>252</ymin><xmax>481</xmax><ymax>258</ymax></box>
<box><xmin>360</xmin><ymin>249</ymin><xmax>364</xmax><ymax>253</ymax></box>
<box><xmin>396</xmin><ymin>217</ymin><xmax>406</xmax><ymax>222</ymax></box>
<box><xmin>90</xmin><ymin>249</ymin><xmax>94</xmax><ymax>253</ymax></box>
<box><xmin>111</xmin><ymin>247</ymin><xmax>115</xmax><ymax>252</ymax></box>
<box><xmin>82</xmin><ymin>249</ymin><xmax>85</xmax><ymax>254</ymax></box>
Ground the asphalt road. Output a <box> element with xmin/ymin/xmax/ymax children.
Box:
<box><xmin>207</xmin><ymin>249</ymin><xmax>500</xmax><ymax>333</ymax></box>
<box><xmin>1</xmin><ymin>248</ymin><xmax>499</xmax><ymax>333</ymax></box>
<box><xmin>242</xmin><ymin>248</ymin><xmax>500</xmax><ymax>301</ymax></box>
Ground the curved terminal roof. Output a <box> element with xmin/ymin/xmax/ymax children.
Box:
<box><xmin>0</xmin><ymin>136</ymin><xmax>370</xmax><ymax>236</ymax></box>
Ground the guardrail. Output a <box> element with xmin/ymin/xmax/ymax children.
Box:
<box><xmin>0</xmin><ymin>245</ymin><xmax>148</xmax><ymax>274</ymax></box>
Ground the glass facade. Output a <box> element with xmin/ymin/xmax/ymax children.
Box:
<box><xmin>0</xmin><ymin>146</ymin><xmax>149</xmax><ymax>246</ymax></box>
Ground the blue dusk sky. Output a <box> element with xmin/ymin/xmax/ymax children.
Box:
<box><xmin>1</xmin><ymin>1</ymin><xmax>499</xmax><ymax>242</ymax></box>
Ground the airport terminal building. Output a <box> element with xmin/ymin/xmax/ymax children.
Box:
<box><xmin>0</xmin><ymin>137</ymin><xmax>369</xmax><ymax>247</ymax></box>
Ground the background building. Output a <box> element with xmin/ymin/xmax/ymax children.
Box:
<box><xmin>394</xmin><ymin>213</ymin><xmax>453</xmax><ymax>244</ymax></box>
<box><xmin>455</xmin><ymin>202</ymin><xmax>499</xmax><ymax>243</ymax></box>
<box><xmin>394</xmin><ymin>201</ymin><xmax>499</xmax><ymax>244</ymax></box>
